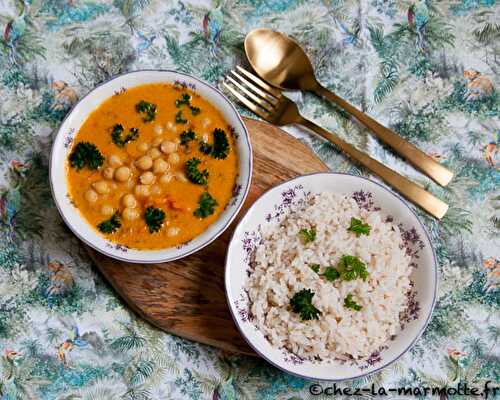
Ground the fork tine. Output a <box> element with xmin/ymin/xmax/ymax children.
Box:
<box><xmin>226</xmin><ymin>76</ymin><xmax>275</xmax><ymax>112</ymax></box>
<box><xmin>222</xmin><ymin>82</ymin><xmax>270</xmax><ymax>120</ymax></box>
<box><xmin>236</xmin><ymin>66</ymin><xmax>282</xmax><ymax>98</ymax></box>
<box><xmin>230</xmin><ymin>70</ymin><xmax>279</xmax><ymax>107</ymax></box>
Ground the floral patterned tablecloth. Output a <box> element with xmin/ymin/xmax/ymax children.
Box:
<box><xmin>0</xmin><ymin>0</ymin><xmax>499</xmax><ymax>398</ymax></box>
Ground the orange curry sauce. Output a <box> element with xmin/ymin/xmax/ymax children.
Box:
<box><xmin>66</xmin><ymin>83</ymin><xmax>238</xmax><ymax>249</ymax></box>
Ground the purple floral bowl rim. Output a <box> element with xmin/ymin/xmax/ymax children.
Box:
<box><xmin>49</xmin><ymin>69</ymin><xmax>253</xmax><ymax>263</ymax></box>
<box><xmin>224</xmin><ymin>172</ymin><xmax>438</xmax><ymax>382</ymax></box>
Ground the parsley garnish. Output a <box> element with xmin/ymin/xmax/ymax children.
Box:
<box><xmin>194</xmin><ymin>192</ymin><xmax>218</xmax><ymax>218</ymax></box>
<box><xmin>190</xmin><ymin>105</ymin><xmax>201</xmax><ymax>115</ymax></box>
<box><xmin>211</xmin><ymin>128</ymin><xmax>230</xmax><ymax>159</ymax></box>
<box><xmin>175</xmin><ymin>110</ymin><xmax>187</xmax><ymax>124</ymax></box>
<box><xmin>308</xmin><ymin>264</ymin><xmax>340</xmax><ymax>281</ymax></box>
<box><xmin>69</xmin><ymin>142</ymin><xmax>104</xmax><ymax>170</ymax></box>
<box><xmin>180</xmin><ymin>129</ymin><xmax>196</xmax><ymax>146</ymax></box>
<box><xmin>199</xmin><ymin>140</ymin><xmax>213</xmax><ymax>154</ymax></box>
<box><xmin>309</xmin><ymin>264</ymin><xmax>320</xmax><ymax>273</ymax></box>
<box><xmin>347</xmin><ymin>217</ymin><xmax>371</xmax><ymax>237</ymax></box>
<box><xmin>135</xmin><ymin>100</ymin><xmax>157</xmax><ymax>122</ymax></box>
<box><xmin>338</xmin><ymin>255</ymin><xmax>369</xmax><ymax>281</ymax></box>
<box><xmin>344</xmin><ymin>293</ymin><xmax>362</xmax><ymax>311</ymax></box>
<box><xmin>323</xmin><ymin>266</ymin><xmax>340</xmax><ymax>281</ymax></box>
<box><xmin>175</xmin><ymin>93</ymin><xmax>201</xmax><ymax>115</ymax></box>
<box><xmin>144</xmin><ymin>206</ymin><xmax>165</xmax><ymax>233</ymax></box>
<box><xmin>111</xmin><ymin>124</ymin><xmax>139</xmax><ymax>147</ymax></box>
<box><xmin>97</xmin><ymin>213</ymin><xmax>121</xmax><ymax>234</ymax></box>
<box><xmin>290</xmin><ymin>289</ymin><xmax>321</xmax><ymax>321</ymax></box>
<box><xmin>299</xmin><ymin>227</ymin><xmax>316</xmax><ymax>244</ymax></box>
<box><xmin>197</xmin><ymin>128</ymin><xmax>229</xmax><ymax>159</ymax></box>
<box><xmin>185</xmin><ymin>158</ymin><xmax>208</xmax><ymax>185</ymax></box>
<box><xmin>175</xmin><ymin>93</ymin><xmax>191</xmax><ymax>107</ymax></box>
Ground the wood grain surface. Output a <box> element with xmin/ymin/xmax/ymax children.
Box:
<box><xmin>86</xmin><ymin>117</ymin><xmax>329</xmax><ymax>355</ymax></box>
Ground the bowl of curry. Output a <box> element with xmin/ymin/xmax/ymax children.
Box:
<box><xmin>50</xmin><ymin>70</ymin><xmax>252</xmax><ymax>263</ymax></box>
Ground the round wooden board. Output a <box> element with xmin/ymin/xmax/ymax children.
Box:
<box><xmin>86</xmin><ymin>117</ymin><xmax>329</xmax><ymax>355</ymax></box>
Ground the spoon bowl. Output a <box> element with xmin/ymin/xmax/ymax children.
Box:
<box><xmin>244</xmin><ymin>28</ymin><xmax>318</xmax><ymax>91</ymax></box>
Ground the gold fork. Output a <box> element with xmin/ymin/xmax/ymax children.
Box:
<box><xmin>223</xmin><ymin>66</ymin><xmax>448</xmax><ymax>219</ymax></box>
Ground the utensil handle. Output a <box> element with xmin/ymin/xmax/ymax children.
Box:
<box><xmin>314</xmin><ymin>84</ymin><xmax>454</xmax><ymax>187</ymax></box>
<box><xmin>299</xmin><ymin>118</ymin><xmax>449</xmax><ymax>219</ymax></box>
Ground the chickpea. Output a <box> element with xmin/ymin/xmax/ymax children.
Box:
<box><xmin>115</xmin><ymin>166</ymin><xmax>131</xmax><ymax>182</ymax></box>
<box><xmin>134</xmin><ymin>184</ymin><xmax>151</xmax><ymax>197</ymax></box>
<box><xmin>135</xmin><ymin>155</ymin><xmax>153</xmax><ymax>170</ymax></box>
<box><xmin>147</xmin><ymin>147</ymin><xmax>162</xmax><ymax>160</ymax></box>
<box><xmin>152</xmin><ymin>136</ymin><xmax>163</xmax><ymax>146</ymax></box>
<box><xmin>123</xmin><ymin>207</ymin><xmax>140</xmax><ymax>221</ymax></box>
<box><xmin>84</xmin><ymin>189</ymin><xmax>98</xmax><ymax>203</ymax></box>
<box><xmin>108</xmin><ymin>154</ymin><xmax>122</xmax><ymax>168</ymax></box>
<box><xmin>140</xmin><ymin>171</ymin><xmax>155</xmax><ymax>185</ymax></box>
<box><xmin>103</xmin><ymin>167</ymin><xmax>115</xmax><ymax>180</ymax></box>
<box><xmin>159</xmin><ymin>173</ymin><xmax>173</xmax><ymax>184</ymax></box>
<box><xmin>101</xmin><ymin>204</ymin><xmax>114</xmax><ymax>216</ymax></box>
<box><xmin>92</xmin><ymin>180</ymin><xmax>110</xmax><ymax>195</ymax></box>
<box><xmin>137</xmin><ymin>142</ymin><xmax>149</xmax><ymax>153</ymax></box>
<box><xmin>167</xmin><ymin>152</ymin><xmax>180</xmax><ymax>165</ymax></box>
<box><xmin>153</xmin><ymin>158</ymin><xmax>169</xmax><ymax>174</ymax></box>
<box><xmin>175</xmin><ymin>171</ymin><xmax>188</xmax><ymax>183</ymax></box>
<box><xmin>151</xmin><ymin>185</ymin><xmax>162</xmax><ymax>196</ymax></box>
<box><xmin>165</xmin><ymin>121</ymin><xmax>175</xmax><ymax>132</ymax></box>
<box><xmin>122</xmin><ymin>193</ymin><xmax>137</xmax><ymax>208</ymax></box>
<box><xmin>173</xmin><ymin>137</ymin><xmax>181</xmax><ymax>145</ymax></box>
<box><xmin>154</xmin><ymin>124</ymin><xmax>164</xmax><ymax>135</ymax></box>
<box><xmin>167</xmin><ymin>226</ymin><xmax>180</xmax><ymax>237</ymax></box>
<box><xmin>160</xmin><ymin>140</ymin><xmax>177</xmax><ymax>154</ymax></box>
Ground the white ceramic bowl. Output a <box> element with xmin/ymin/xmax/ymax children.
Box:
<box><xmin>50</xmin><ymin>70</ymin><xmax>252</xmax><ymax>263</ymax></box>
<box><xmin>225</xmin><ymin>173</ymin><xmax>437</xmax><ymax>381</ymax></box>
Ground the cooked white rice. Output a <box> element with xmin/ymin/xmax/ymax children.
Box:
<box><xmin>245</xmin><ymin>192</ymin><xmax>412</xmax><ymax>361</ymax></box>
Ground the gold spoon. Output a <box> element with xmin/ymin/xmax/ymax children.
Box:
<box><xmin>244</xmin><ymin>28</ymin><xmax>454</xmax><ymax>187</ymax></box>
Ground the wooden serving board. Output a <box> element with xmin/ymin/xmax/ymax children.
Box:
<box><xmin>86</xmin><ymin>117</ymin><xmax>328</xmax><ymax>355</ymax></box>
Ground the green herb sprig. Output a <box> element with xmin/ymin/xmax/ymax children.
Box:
<box><xmin>299</xmin><ymin>227</ymin><xmax>316</xmax><ymax>244</ymax></box>
<box><xmin>308</xmin><ymin>257</ymin><xmax>367</xmax><ymax>283</ymax></box>
<box><xmin>347</xmin><ymin>217</ymin><xmax>371</xmax><ymax>237</ymax></box>
<box><xmin>185</xmin><ymin>158</ymin><xmax>209</xmax><ymax>185</ymax></box>
<box><xmin>344</xmin><ymin>293</ymin><xmax>362</xmax><ymax>311</ymax></box>
<box><xmin>190</xmin><ymin>105</ymin><xmax>201</xmax><ymax>115</ymax></box>
<box><xmin>97</xmin><ymin>213</ymin><xmax>121</xmax><ymax>234</ymax></box>
<box><xmin>175</xmin><ymin>92</ymin><xmax>201</xmax><ymax>116</ymax></box>
<box><xmin>194</xmin><ymin>192</ymin><xmax>218</xmax><ymax>218</ymax></box>
<box><xmin>135</xmin><ymin>100</ymin><xmax>157</xmax><ymax>122</ymax></box>
<box><xmin>175</xmin><ymin>93</ymin><xmax>191</xmax><ymax>108</ymax></box>
<box><xmin>309</xmin><ymin>264</ymin><xmax>339</xmax><ymax>281</ymax></box>
<box><xmin>180</xmin><ymin>128</ymin><xmax>196</xmax><ymax>146</ymax></box>
<box><xmin>69</xmin><ymin>142</ymin><xmax>104</xmax><ymax>170</ymax></box>
<box><xmin>338</xmin><ymin>255</ymin><xmax>368</xmax><ymax>281</ymax></box>
<box><xmin>290</xmin><ymin>289</ymin><xmax>321</xmax><ymax>321</ymax></box>
<box><xmin>144</xmin><ymin>206</ymin><xmax>165</xmax><ymax>233</ymax></box>
<box><xmin>322</xmin><ymin>266</ymin><xmax>340</xmax><ymax>282</ymax></box>
<box><xmin>211</xmin><ymin>128</ymin><xmax>230</xmax><ymax>159</ymax></box>
<box><xmin>111</xmin><ymin>124</ymin><xmax>139</xmax><ymax>147</ymax></box>
<box><xmin>197</xmin><ymin>128</ymin><xmax>230</xmax><ymax>159</ymax></box>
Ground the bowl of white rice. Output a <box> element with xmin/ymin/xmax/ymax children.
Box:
<box><xmin>225</xmin><ymin>172</ymin><xmax>437</xmax><ymax>381</ymax></box>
